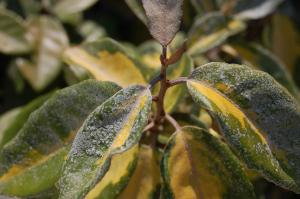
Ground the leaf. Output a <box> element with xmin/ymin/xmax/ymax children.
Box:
<box><xmin>265</xmin><ymin>13</ymin><xmax>300</xmax><ymax>85</ymax></box>
<box><xmin>58</xmin><ymin>85</ymin><xmax>152</xmax><ymax>199</ymax></box>
<box><xmin>230</xmin><ymin>42</ymin><xmax>300</xmax><ymax>100</ymax></box>
<box><xmin>77</xmin><ymin>21</ymin><xmax>106</xmax><ymax>42</ymax></box>
<box><xmin>0</xmin><ymin>108</ymin><xmax>21</xmax><ymax>147</ymax></box>
<box><xmin>63</xmin><ymin>38</ymin><xmax>149</xmax><ymax>87</ymax></box>
<box><xmin>119</xmin><ymin>145</ymin><xmax>161</xmax><ymax>199</ymax></box>
<box><xmin>142</xmin><ymin>0</ymin><xmax>184</xmax><ymax>46</ymax></box>
<box><xmin>64</xmin><ymin>65</ymin><xmax>91</xmax><ymax>86</ymax></box>
<box><xmin>84</xmin><ymin>145</ymin><xmax>139</xmax><ymax>199</ymax></box>
<box><xmin>0</xmin><ymin>92</ymin><xmax>52</xmax><ymax>149</ymax></box>
<box><xmin>187</xmin><ymin>62</ymin><xmax>300</xmax><ymax>193</ymax></box>
<box><xmin>161</xmin><ymin>126</ymin><xmax>255</xmax><ymax>199</ymax></box>
<box><xmin>138</xmin><ymin>40</ymin><xmax>162</xmax><ymax>71</ymax></box>
<box><xmin>51</xmin><ymin>0</ymin><xmax>98</xmax><ymax>21</ymax></box>
<box><xmin>234</xmin><ymin>0</ymin><xmax>284</xmax><ymax>20</ymax></box>
<box><xmin>187</xmin><ymin>12</ymin><xmax>245</xmax><ymax>57</ymax></box>
<box><xmin>0</xmin><ymin>80</ymin><xmax>120</xmax><ymax>197</ymax></box>
<box><xmin>0</xmin><ymin>8</ymin><xmax>30</xmax><ymax>54</ymax></box>
<box><xmin>17</xmin><ymin>16</ymin><xmax>69</xmax><ymax>91</ymax></box>
<box><xmin>125</xmin><ymin>0</ymin><xmax>147</xmax><ymax>25</ymax></box>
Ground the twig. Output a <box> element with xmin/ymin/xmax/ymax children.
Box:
<box><xmin>166</xmin><ymin>114</ymin><xmax>181</xmax><ymax>131</ymax></box>
<box><xmin>149</xmin><ymin>74</ymin><xmax>162</xmax><ymax>89</ymax></box>
<box><xmin>143</xmin><ymin>122</ymin><xmax>155</xmax><ymax>132</ymax></box>
<box><xmin>167</xmin><ymin>77</ymin><xmax>187</xmax><ymax>87</ymax></box>
<box><xmin>166</xmin><ymin>41</ymin><xmax>187</xmax><ymax>65</ymax></box>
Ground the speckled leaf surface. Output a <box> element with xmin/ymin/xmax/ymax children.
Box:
<box><xmin>142</xmin><ymin>0</ymin><xmax>184</xmax><ymax>46</ymax></box>
<box><xmin>63</xmin><ymin>38</ymin><xmax>149</xmax><ymax>87</ymax></box>
<box><xmin>58</xmin><ymin>85</ymin><xmax>152</xmax><ymax>199</ymax></box>
<box><xmin>231</xmin><ymin>42</ymin><xmax>300</xmax><ymax>100</ymax></box>
<box><xmin>17</xmin><ymin>16</ymin><xmax>69</xmax><ymax>91</ymax></box>
<box><xmin>0</xmin><ymin>80</ymin><xmax>120</xmax><ymax>197</ymax></box>
<box><xmin>161</xmin><ymin>126</ymin><xmax>255</xmax><ymax>199</ymax></box>
<box><xmin>84</xmin><ymin>144</ymin><xmax>139</xmax><ymax>199</ymax></box>
<box><xmin>119</xmin><ymin>145</ymin><xmax>161</xmax><ymax>199</ymax></box>
<box><xmin>0</xmin><ymin>92</ymin><xmax>53</xmax><ymax>149</ymax></box>
<box><xmin>0</xmin><ymin>8</ymin><xmax>30</xmax><ymax>54</ymax></box>
<box><xmin>187</xmin><ymin>62</ymin><xmax>300</xmax><ymax>193</ymax></box>
<box><xmin>125</xmin><ymin>0</ymin><xmax>147</xmax><ymax>25</ymax></box>
<box><xmin>187</xmin><ymin>12</ymin><xmax>245</xmax><ymax>57</ymax></box>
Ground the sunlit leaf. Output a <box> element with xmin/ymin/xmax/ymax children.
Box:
<box><xmin>125</xmin><ymin>0</ymin><xmax>147</xmax><ymax>25</ymax></box>
<box><xmin>234</xmin><ymin>0</ymin><xmax>284</xmax><ymax>20</ymax></box>
<box><xmin>187</xmin><ymin>12</ymin><xmax>245</xmax><ymax>57</ymax></box>
<box><xmin>119</xmin><ymin>145</ymin><xmax>161</xmax><ymax>199</ymax></box>
<box><xmin>17</xmin><ymin>16</ymin><xmax>69</xmax><ymax>91</ymax></box>
<box><xmin>142</xmin><ymin>0</ymin><xmax>184</xmax><ymax>46</ymax></box>
<box><xmin>0</xmin><ymin>8</ymin><xmax>30</xmax><ymax>54</ymax></box>
<box><xmin>187</xmin><ymin>62</ymin><xmax>300</xmax><ymax>193</ymax></box>
<box><xmin>63</xmin><ymin>38</ymin><xmax>149</xmax><ymax>87</ymax></box>
<box><xmin>0</xmin><ymin>92</ymin><xmax>52</xmax><ymax>149</ymax></box>
<box><xmin>230</xmin><ymin>42</ymin><xmax>300</xmax><ymax>100</ymax></box>
<box><xmin>0</xmin><ymin>80</ymin><xmax>120</xmax><ymax>197</ymax></box>
<box><xmin>161</xmin><ymin>126</ymin><xmax>255</xmax><ymax>199</ymax></box>
<box><xmin>59</xmin><ymin>85</ymin><xmax>152</xmax><ymax>199</ymax></box>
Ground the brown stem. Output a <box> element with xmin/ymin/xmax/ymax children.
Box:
<box><xmin>167</xmin><ymin>77</ymin><xmax>187</xmax><ymax>88</ymax></box>
<box><xmin>154</xmin><ymin>45</ymin><xmax>168</xmax><ymax>125</ymax></box>
<box><xmin>166</xmin><ymin>114</ymin><xmax>181</xmax><ymax>131</ymax></box>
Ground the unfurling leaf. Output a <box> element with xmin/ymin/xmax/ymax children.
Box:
<box><xmin>142</xmin><ymin>0</ymin><xmax>184</xmax><ymax>46</ymax></box>
<box><xmin>0</xmin><ymin>80</ymin><xmax>120</xmax><ymax>197</ymax></box>
<box><xmin>59</xmin><ymin>85</ymin><xmax>152</xmax><ymax>199</ymax></box>
<box><xmin>187</xmin><ymin>62</ymin><xmax>300</xmax><ymax>193</ymax></box>
<box><xmin>161</xmin><ymin>126</ymin><xmax>255</xmax><ymax>199</ymax></box>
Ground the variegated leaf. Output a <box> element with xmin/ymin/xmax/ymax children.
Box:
<box><xmin>187</xmin><ymin>62</ymin><xmax>300</xmax><ymax>193</ymax></box>
<box><xmin>58</xmin><ymin>85</ymin><xmax>152</xmax><ymax>199</ymax></box>
<box><xmin>0</xmin><ymin>80</ymin><xmax>120</xmax><ymax>197</ymax></box>
<box><xmin>161</xmin><ymin>126</ymin><xmax>255</xmax><ymax>199</ymax></box>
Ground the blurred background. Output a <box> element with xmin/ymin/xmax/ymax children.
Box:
<box><xmin>0</xmin><ymin>0</ymin><xmax>299</xmax><ymax>198</ymax></box>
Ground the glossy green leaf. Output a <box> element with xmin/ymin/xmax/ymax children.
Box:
<box><xmin>0</xmin><ymin>92</ymin><xmax>52</xmax><ymax>149</ymax></box>
<box><xmin>187</xmin><ymin>12</ymin><xmax>246</xmax><ymax>57</ymax></box>
<box><xmin>59</xmin><ymin>85</ymin><xmax>152</xmax><ymax>199</ymax></box>
<box><xmin>161</xmin><ymin>126</ymin><xmax>255</xmax><ymax>199</ymax></box>
<box><xmin>51</xmin><ymin>0</ymin><xmax>98</xmax><ymax>21</ymax></box>
<box><xmin>142</xmin><ymin>0</ymin><xmax>184</xmax><ymax>46</ymax></box>
<box><xmin>0</xmin><ymin>80</ymin><xmax>121</xmax><ymax>197</ymax></box>
<box><xmin>125</xmin><ymin>0</ymin><xmax>147</xmax><ymax>25</ymax></box>
<box><xmin>0</xmin><ymin>8</ymin><xmax>30</xmax><ymax>54</ymax></box>
<box><xmin>63</xmin><ymin>38</ymin><xmax>150</xmax><ymax>87</ymax></box>
<box><xmin>233</xmin><ymin>0</ymin><xmax>284</xmax><ymax>20</ymax></box>
<box><xmin>231</xmin><ymin>42</ymin><xmax>300</xmax><ymax>100</ymax></box>
<box><xmin>187</xmin><ymin>62</ymin><xmax>300</xmax><ymax>193</ymax></box>
<box><xmin>17</xmin><ymin>16</ymin><xmax>69</xmax><ymax>91</ymax></box>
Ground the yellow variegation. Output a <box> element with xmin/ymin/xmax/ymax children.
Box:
<box><xmin>187</xmin><ymin>62</ymin><xmax>300</xmax><ymax>193</ymax></box>
<box><xmin>187</xmin><ymin>12</ymin><xmax>245</xmax><ymax>57</ymax></box>
<box><xmin>119</xmin><ymin>145</ymin><xmax>161</xmax><ymax>199</ymax></box>
<box><xmin>59</xmin><ymin>85</ymin><xmax>152</xmax><ymax>199</ymax></box>
<box><xmin>64</xmin><ymin>38</ymin><xmax>148</xmax><ymax>87</ymax></box>
<box><xmin>161</xmin><ymin>126</ymin><xmax>255</xmax><ymax>199</ymax></box>
<box><xmin>85</xmin><ymin>145</ymin><xmax>139</xmax><ymax>199</ymax></box>
<box><xmin>0</xmin><ymin>80</ymin><xmax>120</xmax><ymax>197</ymax></box>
